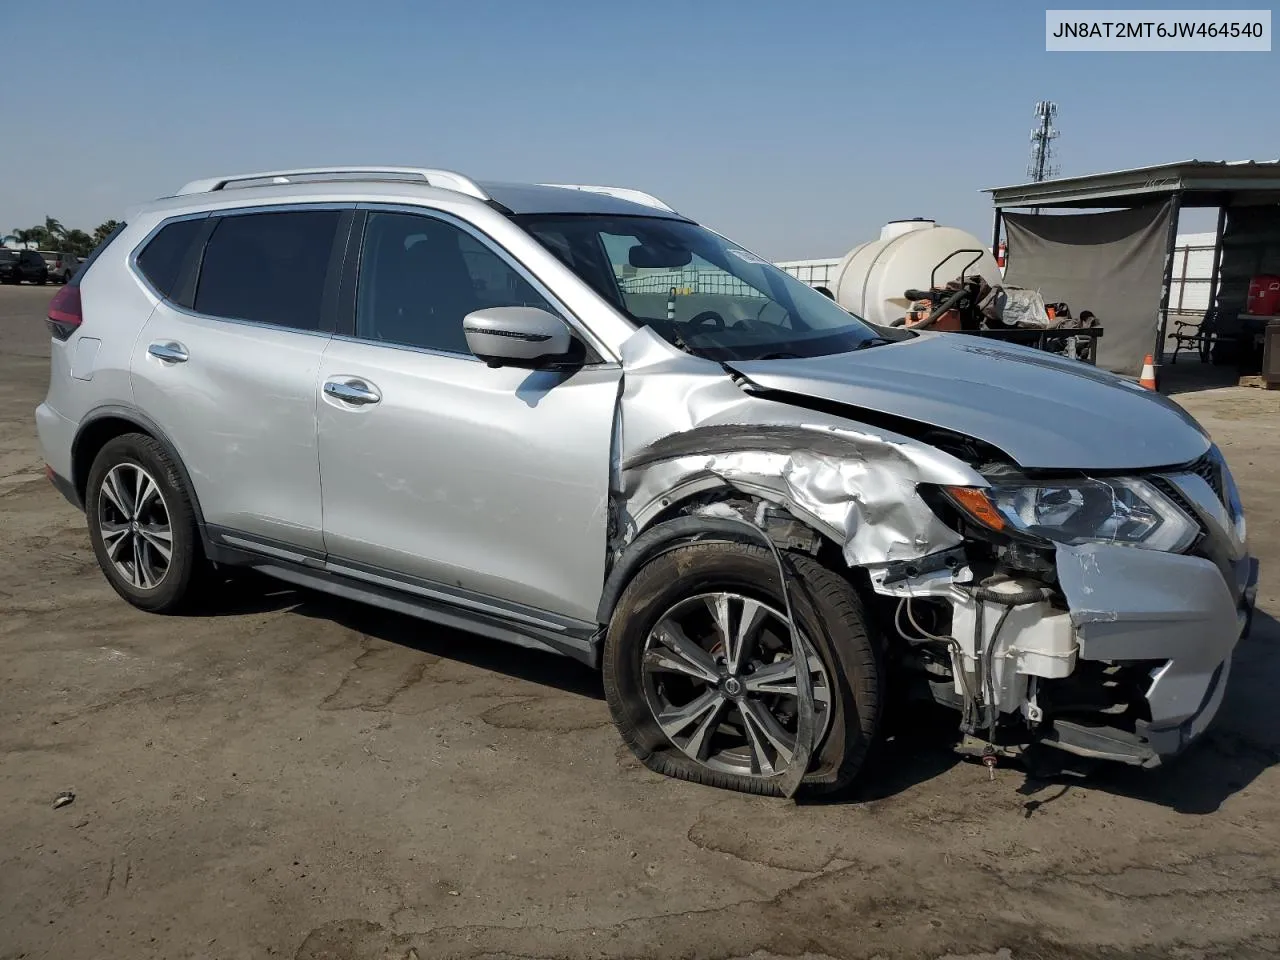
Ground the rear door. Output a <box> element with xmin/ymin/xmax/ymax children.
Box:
<box><xmin>131</xmin><ymin>207</ymin><xmax>352</xmax><ymax>554</ymax></box>
<box><xmin>316</xmin><ymin>208</ymin><xmax>620</xmax><ymax>622</ymax></box>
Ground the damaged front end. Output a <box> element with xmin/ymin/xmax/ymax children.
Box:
<box><xmin>608</xmin><ymin>328</ymin><xmax>1258</xmax><ymax>772</ymax></box>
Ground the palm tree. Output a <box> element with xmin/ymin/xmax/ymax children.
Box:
<box><xmin>92</xmin><ymin>220</ymin><xmax>121</xmax><ymax>247</ymax></box>
<box><xmin>63</xmin><ymin>229</ymin><xmax>94</xmax><ymax>257</ymax></box>
<box><xmin>44</xmin><ymin>217</ymin><xmax>67</xmax><ymax>244</ymax></box>
<box><xmin>10</xmin><ymin>227</ymin><xmax>42</xmax><ymax>249</ymax></box>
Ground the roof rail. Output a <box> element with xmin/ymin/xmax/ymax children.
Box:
<box><xmin>538</xmin><ymin>183</ymin><xmax>676</xmax><ymax>213</ymax></box>
<box><xmin>173</xmin><ymin>167</ymin><xmax>490</xmax><ymax>200</ymax></box>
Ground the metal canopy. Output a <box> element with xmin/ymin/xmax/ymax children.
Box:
<box><xmin>986</xmin><ymin>159</ymin><xmax>1280</xmax><ymax>210</ymax></box>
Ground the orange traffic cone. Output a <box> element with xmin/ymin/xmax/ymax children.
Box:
<box><xmin>1139</xmin><ymin>354</ymin><xmax>1157</xmax><ymax>390</ymax></box>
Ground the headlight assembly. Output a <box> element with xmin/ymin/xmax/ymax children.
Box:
<box><xmin>945</xmin><ymin>478</ymin><xmax>1199</xmax><ymax>553</ymax></box>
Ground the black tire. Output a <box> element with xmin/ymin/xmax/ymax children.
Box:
<box><xmin>37</xmin><ymin>271</ymin><xmax>47</xmax><ymax>285</ymax></box>
<box><xmin>85</xmin><ymin>433</ymin><xmax>208</xmax><ymax>613</ymax></box>
<box><xmin>603</xmin><ymin>541</ymin><xmax>882</xmax><ymax>797</ymax></box>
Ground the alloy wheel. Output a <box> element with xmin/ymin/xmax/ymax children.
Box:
<box><xmin>97</xmin><ymin>463</ymin><xmax>173</xmax><ymax>590</ymax></box>
<box><xmin>641</xmin><ymin>592</ymin><xmax>832</xmax><ymax>778</ymax></box>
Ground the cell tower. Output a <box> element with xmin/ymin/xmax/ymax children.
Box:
<box><xmin>1027</xmin><ymin>101</ymin><xmax>1059</xmax><ymax>182</ymax></box>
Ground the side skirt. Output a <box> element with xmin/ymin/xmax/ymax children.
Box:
<box><xmin>205</xmin><ymin>526</ymin><xmax>601</xmax><ymax>668</ymax></box>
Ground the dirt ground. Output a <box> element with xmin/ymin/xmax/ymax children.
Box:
<box><xmin>2</xmin><ymin>282</ymin><xmax>1278</xmax><ymax>960</ymax></box>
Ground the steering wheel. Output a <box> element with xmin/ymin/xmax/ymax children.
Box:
<box><xmin>688</xmin><ymin>309</ymin><xmax>726</xmax><ymax>329</ymax></box>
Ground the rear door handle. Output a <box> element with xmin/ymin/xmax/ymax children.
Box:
<box><xmin>323</xmin><ymin>378</ymin><xmax>381</xmax><ymax>406</ymax></box>
<box><xmin>147</xmin><ymin>341</ymin><xmax>189</xmax><ymax>363</ymax></box>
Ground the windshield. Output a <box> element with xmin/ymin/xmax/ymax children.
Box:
<box><xmin>514</xmin><ymin>214</ymin><xmax>896</xmax><ymax>361</ymax></box>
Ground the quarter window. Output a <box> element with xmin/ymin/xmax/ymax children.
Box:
<box><xmin>136</xmin><ymin>218</ymin><xmax>204</xmax><ymax>299</ymax></box>
<box><xmin>194</xmin><ymin>210</ymin><xmax>341</xmax><ymax>331</ymax></box>
<box><xmin>355</xmin><ymin>211</ymin><xmax>555</xmax><ymax>353</ymax></box>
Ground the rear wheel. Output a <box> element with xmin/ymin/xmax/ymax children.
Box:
<box><xmin>85</xmin><ymin>433</ymin><xmax>208</xmax><ymax>613</ymax></box>
<box><xmin>37</xmin><ymin>271</ymin><xmax>47</xmax><ymax>285</ymax></box>
<box><xmin>603</xmin><ymin>541</ymin><xmax>882</xmax><ymax>796</ymax></box>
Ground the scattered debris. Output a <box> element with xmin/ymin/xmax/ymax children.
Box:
<box><xmin>52</xmin><ymin>791</ymin><xmax>75</xmax><ymax>810</ymax></box>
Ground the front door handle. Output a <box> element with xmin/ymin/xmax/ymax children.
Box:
<box><xmin>323</xmin><ymin>378</ymin><xmax>381</xmax><ymax>406</ymax></box>
<box><xmin>147</xmin><ymin>341</ymin><xmax>188</xmax><ymax>363</ymax></box>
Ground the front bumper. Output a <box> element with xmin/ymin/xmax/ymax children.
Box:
<box><xmin>1043</xmin><ymin>467</ymin><xmax>1257</xmax><ymax>767</ymax></box>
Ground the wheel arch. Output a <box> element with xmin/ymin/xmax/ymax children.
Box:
<box><xmin>597</xmin><ymin>488</ymin><xmax>850</xmax><ymax>627</ymax></box>
<box><xmin>72</xmin><ymin>406</ymin><xmax>213</xmax><ymax>555</ymax></box>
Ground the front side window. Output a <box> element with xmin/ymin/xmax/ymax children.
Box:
<box><xmin>355</xmin><ymin>211</ymin><xmax>555</xmax><ymax>354</ymax></box>
<box><xmin>516</xmin><ymin>214</ymin><xmax>892</xmax><ymax>361</ymax></box>
<box><xmin>194</xmin><ymin>210</ymin><xmax>341</xmax><ymax>331</ymax></box>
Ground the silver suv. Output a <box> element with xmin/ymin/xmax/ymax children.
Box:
<box><xmin>37</xmin><ymin>167</ymin><xmax>1257</xmax><ymax>797</ymax></box>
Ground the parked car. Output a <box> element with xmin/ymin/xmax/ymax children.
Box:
<box><xmin>0</xmin><ymin>248</ymin><xmax>49</xmax><ymax>284</ymax></box>
<box><xmin>39</xmin><ymin>250</ymin><xmax>79</xmax><ymax>283</ymax></box>
<box><xmin>36</xmin><ymin>167</ymin><xmax>1257</xmax><ymax>797</ymax></box>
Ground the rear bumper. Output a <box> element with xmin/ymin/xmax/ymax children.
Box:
<box><xmin>36</xmin><ymin>401</ymin><xmax>77</xmax><ymax>502</ymax></box>
<box><xmin>47</xmin><ymin>466</ymin><xmax>82</xmax><ymax>511</ymax></box>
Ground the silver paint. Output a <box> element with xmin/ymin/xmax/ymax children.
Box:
<box><xmin>728</xmin><ymin>332</ymin><xmax>1211</xmax><ymax>470</ymax></box>
<box><xmin>1056</xmin><ymin>541</ymin><xmax>1243</xmax><ymax>737</ymax></box>
<box><xmin>613</xmin><ymin>328</ymin><xmax>980</xmax><ymax>568</ymax></box>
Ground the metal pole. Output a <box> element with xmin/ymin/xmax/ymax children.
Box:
<box><xmin>1176</xmin><ymin>243</ymin><xmax>1189</xmax><ymax>312</ymax></box>
<box><xmin>1154</xmin><ymin>192</ymin><xmax>1183</xmax><ymax>373</ymax></box>
<box><xmin>991</xmin><ymin>208</ymin><xmax>1003</xmax><ymax>260</ymax></box>
<box><xmin>1207</xmin><ymin>202</ymin><xmax>1228</xmax><ymax>311</ymax></box>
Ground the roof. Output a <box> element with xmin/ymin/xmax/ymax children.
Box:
<box><xmin>162</xmin><ymin>166</ymin><xmax>684</xmax><ymax>219</ymax></box>
<box><xmin>985</xmin><ymin>159</ymin><xmax>1280</xmax><ymax>209</ymax></box>
<box><xmin>479</xmin><ymin>181</ymin><xmax>686</xmax><ymax>219</ymax></box>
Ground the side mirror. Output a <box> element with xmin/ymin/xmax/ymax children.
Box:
<box><xmin>463</xmin><ymin>306</ymin><xmax>577</xmax><ymax>370</ymax></box>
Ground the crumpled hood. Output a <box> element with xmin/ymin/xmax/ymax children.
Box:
<box><xmin>727</xmin><ymin>333</ymin><xmax>1209</xmax><ymax>470</ymax></box>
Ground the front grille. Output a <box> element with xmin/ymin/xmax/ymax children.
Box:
<box><xmin>1189</xmin><ymin>452</ymin><xmax>1226</xmax><ymax>505</ymax></box>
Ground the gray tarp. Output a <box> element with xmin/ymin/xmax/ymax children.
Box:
<box><xmin>1003</xmin><ymin>200</ymin><xmax>1174</xmax><ymax>376</ymax></box>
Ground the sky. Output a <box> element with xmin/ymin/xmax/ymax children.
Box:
<box><xmin>1</xmin><ymin>0</ymin><xmax>1276</xmax><ymax>260</ymax></box>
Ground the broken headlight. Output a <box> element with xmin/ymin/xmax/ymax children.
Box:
<box><xmin>945</xmin><ymin>478</ymin><xmax>1198</xmax><ymax>553</ymax></box>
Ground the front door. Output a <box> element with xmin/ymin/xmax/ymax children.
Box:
<box><xmin>317</xmin><ymin>209</ymin><xmax>620</xmax><ymax>623</ymax></box>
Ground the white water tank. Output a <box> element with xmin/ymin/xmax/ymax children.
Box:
<box><xmin>830</xmin><ymin>219</ymin><xmax>1002</xmax><ymax>326</ymax></box>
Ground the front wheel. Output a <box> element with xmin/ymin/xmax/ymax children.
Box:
<box><xmin>86</xmin><ymin>433</ymin><xmax>208</xmax><ymax>613</ymax></box>
<box><xmin>603</xmin><ymin>541</ymin><xmax>883</xmax><ymax>796</ymax></box>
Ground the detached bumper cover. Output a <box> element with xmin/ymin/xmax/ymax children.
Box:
<box><xmin>1050</xmin><ymin>538</ymin><xmax>1257</xmax><ymax>767</ymax></box>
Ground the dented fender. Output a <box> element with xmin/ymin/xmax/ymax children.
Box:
<box><xmin>611</xmin><ymin>328</ymin><xmax>983</xmax><ymax>573</ymax></box>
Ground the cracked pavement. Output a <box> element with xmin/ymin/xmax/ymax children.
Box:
<box><xmin>1</xmin><ymin>285</ymin><xmax>1278</xmax><ymax>959</ymax></box>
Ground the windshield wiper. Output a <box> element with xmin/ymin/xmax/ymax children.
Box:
<box><xmin>850</xmin><ymin>336</ymin><xmax>896</xmax><ymax>351</ymax></box>
<box><xmin>753</xmin><ymin>351</ymin><xmax>803</xmax><ymax>361</ymax></box>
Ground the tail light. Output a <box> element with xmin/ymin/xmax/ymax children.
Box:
<box><xmin>47</xmin><ymin>285</ymin><xmax>83</xmax><ymax>341</ymax></box>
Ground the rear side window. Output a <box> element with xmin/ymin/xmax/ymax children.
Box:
<box><xmin>136</xmin><ymin>218</ymin><xmax>204</xmax><ymax>299</ymax></box>
<box><xmin>194</xmin><ymin>210</ymin><xmax>341</xmax><ymax>331</ymax></box>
